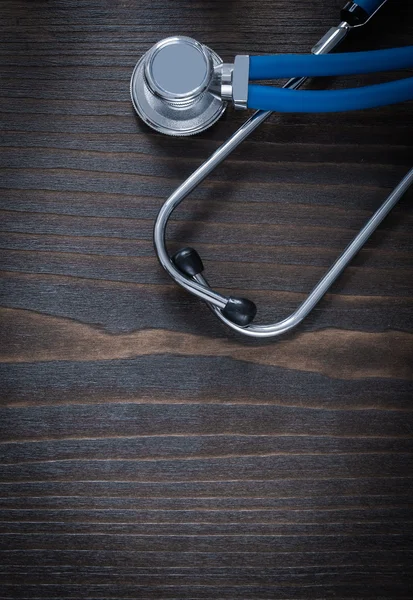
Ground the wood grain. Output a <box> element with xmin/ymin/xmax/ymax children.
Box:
<box><xmin>1</xmin><ymin>0</ymin><xmax>412</xmax><ymax>598</ymax></box>
<box><xmin>1</xmin><ymin>308</ymin><xmax>412</xmax><ymax>380</ymax></box>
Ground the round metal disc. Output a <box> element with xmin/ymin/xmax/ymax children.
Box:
<box><xmin>130</xmin><ymin>36</ymin><xmax>227</xmax><ymax>136</ymax></box>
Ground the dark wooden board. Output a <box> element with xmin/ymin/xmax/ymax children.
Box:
<box><xmin>1</xmin><ymin>0</ymin><xmax>412</xmax><ymax>598</ymax></box>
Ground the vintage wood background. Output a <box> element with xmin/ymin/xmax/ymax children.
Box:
<box><xmin>1</xmin><ymin>0</ymin><xmax>412</xmax><ymax>598</ymax></box>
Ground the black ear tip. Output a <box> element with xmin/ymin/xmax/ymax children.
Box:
<box><xmin>222</xmin><ymin>296</ymin><xmax>257</xmax><ymax>327</ymax></box>
<box><xmin>172</xmin><ymin>247</ymin><xmax>204</xmax><ymax>277</ymax></box>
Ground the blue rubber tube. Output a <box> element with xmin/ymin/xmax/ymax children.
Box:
<box><xmin>247</xmin><ymin>77</ymin><xmax>413</xmax><ymax>113</ymax></box>
<box><xmin>357</xmin><ymin>0</ymin><xmax>385</xmax><ymax>15</ymax></box>
<box><xmin>249</xmin><ymin>46</ymin><xmax>413</xmax><ymax>80</ymax></box>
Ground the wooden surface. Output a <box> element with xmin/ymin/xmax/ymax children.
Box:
<box><xmin>1</xmin><ymin>0</ymin><xmax>412</xmax><ymax>598</ymax></box>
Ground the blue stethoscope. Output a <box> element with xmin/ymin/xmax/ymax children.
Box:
<box><xmin>131</xmin><ymin>0</ymin><xmax>413</xmax><ymax>338</ymax></box>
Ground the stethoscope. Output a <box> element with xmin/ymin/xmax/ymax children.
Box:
<box><xmin>130</xmin><ymin>0</ymin><xmax>413</xmax><ymax>338</ymax></box>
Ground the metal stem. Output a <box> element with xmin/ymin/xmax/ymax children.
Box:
<box><xmin>196</xmin><ymin>168</ymin><xmax>413</xmax><ymax>337</ymax></box>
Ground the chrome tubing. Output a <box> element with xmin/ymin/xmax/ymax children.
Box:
<box><xmin>196</xmin><ymin>167</ymin><xmax>413</xmax><ymax>337</ymax></box>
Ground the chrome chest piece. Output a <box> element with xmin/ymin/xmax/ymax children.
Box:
<box><xmin>130</xmin><ymin>36</ymin><xmax>227</xmax><ymax>136</ymax></box>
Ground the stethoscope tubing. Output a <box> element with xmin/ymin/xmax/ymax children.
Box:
<box><xmin>247</xmin><ymin>46</ymin><xmax>413</xmax><ymax>113</ymax></box>
<box><xmin>248</xmin><ymin>76</ymin><xmax>413</xmax><ymax>113</ymax></box>
<box><xmin>356</xmin><ymin>0</ymin><xmax>386</xmax><ymax>15</ymax></box>
<box><xmin>249</xmin><ymin>46</ymin><xmax>413</xmax><ymax>80</ymax></box>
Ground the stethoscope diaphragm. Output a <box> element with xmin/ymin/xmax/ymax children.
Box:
<box><xmin>130</xmin><ymin>36</ymin><xmax>227</xmax><ymax>136</ymax></box>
